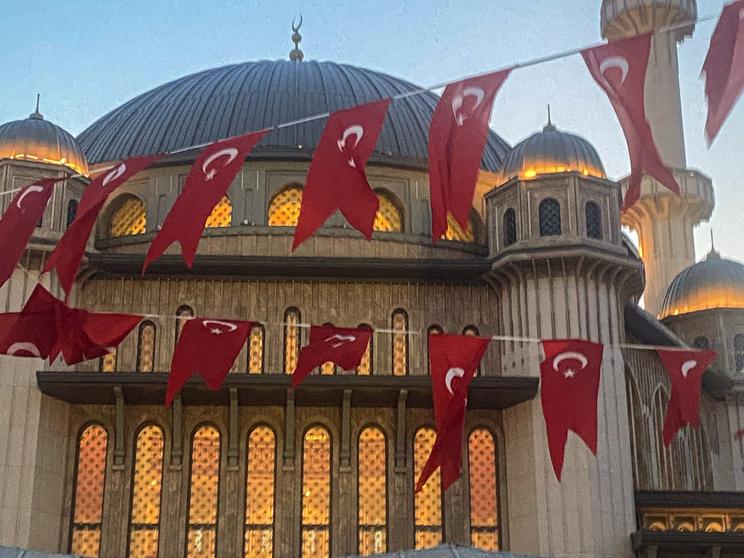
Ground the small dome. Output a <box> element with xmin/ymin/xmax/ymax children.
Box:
<box><xmin>498</xmin><ymin>120</ymin><xmax>606</xmax><ymax>183</ymax></box>
<box><xmin>0</xmin><ymin>105</ymin><xmax>88</xmax><ymax>175</ymax></box>
<box><xmin>660</xmin><ymin>250</ymin><xmax>744</xmax><ymax>318</ymax></box>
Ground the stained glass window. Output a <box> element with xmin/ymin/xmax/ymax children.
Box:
<box><xmin>585</xmin><ymin>201</ymin><xmax>602</xmax><ymax>240</ymax></box>
<box><xmin>245</xmin><ymin>427</ymin><xmax>276</xmax><ymax>558</ymax></box>
<box><xmin>468</xmin><ymin>429</ymin><xmax>499</xmax><ymax>550</ymax></box>
<box><xmin>70</xmin><ymin>424</ymin><xmax>108</xmax><ymax>557</ymax></box>
<box><xmin>205</xmin><ymin>196</ymin><xmax>232</xmax><ymax>228</ymax></box>
<box><xmin>127</xmin><ymin>425</ymin><xmax>164</xmax><ymax>558</ymax></box>
<box><xmin>67</xmin><ymin>199</ymin><xmax>78</xmax><ymax>227</ymax></box>
<box><xmin>249</xmin><ymin>325</ymin><xmax>265</xmax><ymax>374</ymax></box>
<box><xmin>356</xmin><ymin>325</ymin><xmax>373</xmax><ymax>375</ymax></box>
<box><xmin>301</xmin><ymin>426</ymin><xmax>331</xmax><ymax>558</ymax></box>
<box><xmin>137</xmin><ymin>321</ymin><xmax>156</xmax><ymax>373</ymax></box>
<box><xmin>442</xmin><ymin>214</ymin><xmax>475</xmax><ymax>242</ymax></box>
<box><xmin>109</xmin><ymin>196</ymin><xmax>147</xmax><ymax>237</ymax></box>
<box><xmin>414</xmin><ymin>427</ymin><xmax>442</xmax><ymax>549</ymax></box>
<box><xmin>268</xmin><ymin>186</ymin><xmax>302</xmax><ymax>227</ymax></box>
<box><xmin>503</xmin><ymin>208</ymin><xmax>517</xmax><ymax>246</ymax></box>
<box><xmin>392</xmin><ymin>310</ymin><xmax>408</xmax><ymax>376</ymax></box>
<box><xmin>426</xmin><ymin>326</ymin><xmax>443</xmax><ymax>375</ymax></box>
<box><xmin>176</xmin><ymin>306</ymin><xmax>194</xmax><ymax>343</ymax></box>
<box><xmin>100</xmin><ymin>349</ymin><xmax>117</xmax><ymax>373</ymax></box>
<box><xmin>284</xmin><ymin>308</ymin><xmax>301</xmax><ymax>374</ymax></box>
<box><xmin>373</xmin><ymin>191</ymin><xmax>403</xmax><ymax>232</ymax></box>
<box><xmin>358</xmin><ymin>427</ymin><xmax>387</xmax><ymax>555</ymax></box>
<box><xmin>186</xmin><ymin>426</ymin><xmax>221</xmax><ymax>558</ymax></box>
<box><xmin>539</xmin><ymin>198</ymin><xmax>561</xmax><ymax>237</ymax></box>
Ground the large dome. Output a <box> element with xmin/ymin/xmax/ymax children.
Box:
<box><xmin>0</xmin><ymin>107</ymin><xmax>88</xmax><ymax>175</ymax></box>
<box><xmin>77</xmin><ymin>60</ymin><xmax>510</xmax><ymax>169</ymax></box>
<box><xmin>660</xmin><ymin>250</ymin><xmax>744</xmax><ymax>318</ymax></box>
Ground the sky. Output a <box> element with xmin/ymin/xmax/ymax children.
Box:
<box><xmin>1</xmin><ymin>0</ymin><xmax>742</xmax><ymax>262</ymax></box>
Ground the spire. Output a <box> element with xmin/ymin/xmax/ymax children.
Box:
<box><xmin>544</xmin><ymin>104</ymin><xmax>556</xmax><ymax>131</ymax></box>
<box><xmin>290</xmin><ymin>15</ymin><xmax>304</xmax><ymax>61</ymax></box>
<box><xmin>29</xmin><ymin>93</ymin><xmax>43</xmax><ymax>120</ymax></box>
<box><xmin>707</xmin><ymin>229</ymin><xmax>720</xmax><ymax>259</ymax></box>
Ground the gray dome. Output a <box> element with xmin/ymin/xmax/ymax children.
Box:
<box><xmin>660</xmin><ymin>250</ymin><xmax>744</xmax><ymax>318</ymax></box>
<box><xmin>498</xmin><ymin>122</ymin><xmax>606</xmax><ymax>183</ymax></box>
<box><xmin>77</xmin><ymin>60</ymin><xmax>510</xmax><ymax>170</ymax></box>
<box><xmin>0</xmin><ymin>108</ymin><xmax>88</xmax><ymax>175</ymax></box>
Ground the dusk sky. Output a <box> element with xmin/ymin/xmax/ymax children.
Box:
<box><xmin>1</xmin><ymin>0</ymin><xmax>741</xmax><ymax>261</ymax></box>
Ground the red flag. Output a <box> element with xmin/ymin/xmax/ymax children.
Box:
<box><xmin>0</xmin><ymin>177</ymin><xmax>66</xmax><ymax>289</ymax></box>
<box><xmin>416</xmin><ymin>333</ymin><xmax>490</xmax><ymax>493</ymax></box>
<box><xmin>582</xmin><ymin>34</ymin><xmax>679</xmax><ymax>210</ymax></box>
<box><xmin>292</xmin><ymin>100</ymin><xmax>391</xmax><ymax>249</ymax></box>
<box><xmin>0</xmin><ymin>284</ymin><xmax>61</xmax><ymax>359</ymax></box>
<box><xmin>540</xmin><ymin>339</ymin><xmax>603</xmax><ymax>481</ymax></box>
<box><xmin>292</xmin><ymin>325</ymin><xmax>372</xmax><ymax>388</ymax></box>
<box><xmin>166</xmin><ymin>318</ymin><xmax>252</xmax><ymax>406</ymax></box>
<box><xmin>45</xmin><ymin>155</ymin><xmax>162</xmax><ymax>295</ymax></box>
<box><xmin>657</xmin><ymin>348</ymin><xmax>717</xmax><ymax>446</ymax></box>
<box><xmin>703</xmin><ymin>0</ymin><xmax>744</xmax><ymax>145</ymax></box>
<box><xmin>428</xmin><ymin>70</ymin><xmax>511</xmax><ymax>241</ymax></box>
<box><xmin>143</xmin><ymin>131</ymin><xmax>267</xmax><ymax>273</ymax></box>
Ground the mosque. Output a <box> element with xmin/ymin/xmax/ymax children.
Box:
<box><xmin>0</xmin><ymin>1</ymin><xmax>743</xmax><ymax>557</ymax></box>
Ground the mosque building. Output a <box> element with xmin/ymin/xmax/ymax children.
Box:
<box><xmin>0</xmin><ymin>1</ymin><xmax>743</xmax><ymax>557</ymax></box>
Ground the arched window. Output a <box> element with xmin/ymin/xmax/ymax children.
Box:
<box><xmin>109</xmin><ymin>196</ymin><xmax>147</xmax><ymax>237</ymax></box>
<box><xmin>205</xmin><ymin>196</ymin><xmax>232</xmax><ymax>228</ymax></box>
<box><xmin>69</xmin><ymin>424</ymin><xmax>108</xmax><ymax>557</ymax></box>
<box><xmin>249</xmin><ymin>325</ymin><xmax>265</xmax><ymax>374</ymax></box>
<box><xmin>245</xmin><ymin>427</ymin><xmax>276</xmax><ymax>558</ymax></box>
<box><xmin>585</xmin><ymin>201</ymin><xmax>602</xmax><ymax>240</ymax></box>
<box><xmin>427</xmin><ymin>326</ymin><xmax>443</xmax><ymax>375</ymax></box>
<box><xmin>186</xmin><ymin>425</ymin><xmax>221</xmax><ymax>558</ymax></box>
<box><xmin>442</xmin><ymin>214</ymin><xmax>475</xmax><ymax>242</ymax></box>
<box><xmin>320</xmin><ymin>323</ymin><xmax>337</xmax><ymax>376</ymax></box>
<box><xmin>652</xmin><ymin>389</ymin><xmax>674</xmax><ymax>490</ymax></box>
<box><xmin>414</xmin><ymin>427</ymin><xmax>442</xmax><ymax>549</ymax></box>
<box><xmin>136</xmin><ymin>321</ymin><xmax>156</xmax><ymax>373</ymax></box>
<box><xmin>538</xmin><ymin>198</ymin><xmax>561</xmax><ymax>237</ymax></box>
<box><xmin>301</xmin><ymin>425</ymin><xmax>331</xmax><ymax>558</ymax></box>
<box><xmin>175</xmin><ymin>305</ymin><xmax>194</xmax><ymax>343</ymax></box>
<box><xmin>358</xmin><ymin>427</ymin><xmax>387</xmax><ymax>555</ymax></box>
<box><xmin>127</xmin><ymin>425</ymin><xmax>164</xmax><ymax>558</ymax></box>
<box><xmin>99</xmin><ymin>349</ymin><xmax>117</xmax><ymax>373</ymax></box>
<box><xmin>392</xmin><ymin>309</ymin><xmax>409</xmax><ymax>376</ymax></box>
<box><xmin>693</xmin><ymin>336</ymin><xmax>710</xmax><ymax>350</ymax></box>
<box><xmin>735</xmin><ymin>334</ymin><xmax>744</xmax><ymax>372</ymax></box>
<box><xmin>463</xmin><ymin>326</ymin><xmax>481</xmax><ymax>375</ymax></box>
<box><xmin>503</xmin><ymin>208</ymin><xmax>517</xmax><ymax>247</ymax></box>
<box><xmin>373</xmin><ymin>190</ymin><xmax>403</xmax><ymax>232</ymax></box>
<box><xmin>468</xmin><ymin>428</ymin><xmax>500</xmax><ymax>550</ymax></box>
<box><xmin>357</xmin><ymin>324</ymin><xmax>374</xmax><ymax>375</ymax></box>
<box><xmin>268</xmin><ymin>186</ymin><xmax>302</xmax><ymax>227</ymax></box>
<box><xmin>284</xmin><ymin>308</ymin><xmax>301</xmax><ymax>375</ymax></box>
<box><xmin>67</xmin><ymin>199</ymin><xmax>78</xmax><ymax>228</ymax></box>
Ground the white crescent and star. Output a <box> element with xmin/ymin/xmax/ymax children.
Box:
<box><xmin>202</xmin><ymin>148</ymin><xmax>239</xmax><ymax>181</ymax></box>
<box><xmin>451</xmin><ymin>86</ymin><xmax>486</xmax><ymax>126</ymax></box>
<box><xmin>681</xmin><ymin>359</ymin><xmax>698</xmax><ymax>378</ymax></box>
<box><xmin>323</xmin><ymin>334</ymin><xmax>357</xmax><ymax>349</ymax></box>
<box><xmin>599</xmin><ymin>56</ymin><xmax>630</xmax><ymax>86</ymax></box>
<box><xmin>102</xmin><ymin>163</ymin><xmax>127</xmax><ymax>188</ymax></box>
<box><xmin>337</xmin><ymin>125</ymin><xmax>364</xmax><ymax>168</ymax></box>
<box><xmin>552</xmin><ymin>351</ymin><xmax>589</xmax><ymax>379</ymax></box>
<box><xmin>16</xmin><ymin>185</ymin><xmax>45</xmax><ymax>210</ymax></box>
<box><xmin>444</xmin><ymin>366</ymin><xmax>465</xmax><ymax>395</ymax></box>
<box><xmin>202</xmin><ymin>319</ymin><xmax>238</xmax><ymax>335</ymax></box>
<box><xmin>6</xmin><ymin>342</ymin><xmax>41</xmax><ymax>357</ymax></box>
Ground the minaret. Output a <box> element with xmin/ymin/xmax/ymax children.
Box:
<box><xmin>600</xmin><ymin>0</ymin><xmax>715</xmax><ymax>315</ymax></box>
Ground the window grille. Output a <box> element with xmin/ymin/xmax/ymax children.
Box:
<box><xmin>284</xmin><ymin>308</ymin><xmax>301</xmax><ymax>374</ymax></box>
<box><xmin>301</xmin><ymin>426</ymin><xmax>331</xmax><ymax>558</ymax></box>
<box><xmin>414</xmin><ymin>427</ymin><xmax>442</xmax><ymax>549</ymax></box>
<box><xmin>693</xmin><ymin>336</ymin><xmax>710</xmax><ymax>350</ymax></box>
<box><xmin>442</xmin><ymin>214</ymin><xmax>475</xmax><ymax>242</ymax></box>
<box><xmin>468</xmin><ymin>429</ymin><xmax>499</xmax><ymax>550</ymax></box>
<box><xmin>137</xmin><ymin>321</ymin><xmax>156</xmax><ymax>373</ymax></box>
<box><xmin>127</xmin><ymin>425</ymin><xmax>164</xmax><ymax>558</ymax></box>
<box><xmin>392</xmin><ymin>310</ymin><xmax>409</xmax><ymax>376</ymax></box>
<box><xmin>503</xmin><ymin>208</ymin><xmax>517</xmax><ymax>246</ymax></box>
<box><xmin>186</xmin><ymin>426</ymin><xmax>221</xmax><ymax>558</ymax></box>
<box><xmin>205</xmin><ymin>196</ymin><xmax>232</xmax><ymax>228</ymax></box>
<box><xmin>373</xmin><ymin>191</ymin><xmax>403</xmax><ymax>232</ymax></box>
<box><xmin>585</xmin><ymin>201</ymin><xmax>602</xmax><ymax>240</ymax></box>
<box><xmin>358</xmin><ymin>427</ymin><xmax>387</xmax><ymax>555</ymax></box>
<box><xmin>245</xmin><ymin>427</ymin><xmax>276</xmax><ymax>558</ymax></box>
<box><xmin>109</xmin><ymin>196</ymin><xmax>147</xmax><ymax>237</ymax></box>
<box><xmin>175</xmin><ymin>306</ymin><xmax>194</xmax><ymax>343</ymax></box>
<box><xmin>249</xmin><ymin>325</ymin><xmax>265</xmax><ymax>374</ymax></box>
<box><xmin>735</xmin><ymin>334</ymin><xmax>744</xmax><ymax>372</ymax></box>
<box><xmin>356</xmin><ymin>324</ymin><xmax>373</xmax><ymax>375</ymax></box>
<box><xmin>67</xmin><ymin>199</ymin><xmax>78</xmax><ymax>227</ymax></box>
<box><xmin>538</xmin><ymin>198</ymin><xmax>561</xmax><ymax>237</ymax></box>
<box><xmin>99</xmin><ymin>349</ymin><xmax>117</xmax><ymax>372</ymax></box>
<box><xmin>268</xmin><ymin>186</ymin><xmax>302</xmax><ymax>226</ymax></box>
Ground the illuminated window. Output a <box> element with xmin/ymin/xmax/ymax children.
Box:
<box><xmin>205</xmin><ymin>196</ymin><xmax>232</xmax><ymax>228</ymax></box>
<box><xmin>693</xmin><ymin>336</ymin><xmax>710</xmax><ymax>350</ymax></box>
<box><xmin>249</xmin><ymin>325</ymin><xmax>265</xmax><ymax>374</ymax></box>
<box><xmin>373</xmin><ymin>190</ymin><xmax>403</xmax><ymax>232</ymax></box>
<box><xmin>127</xmin><ymin>425</ymin><xmax>164</xmax><ymax>558</ymax></box>
<box><xmin>245</xmin><ymin>427</ymin><xmax>276</xmax><ymax>558</ymax></box>
<box><xmin>301</xmin><ymin>426</ymin><xmax>331</xmax><ymax>558</ymax></box>
<box><xmin>175</xmin><ymin>305</ymin><xmax>194</xmax><ymax>343</ymax></box>
<box><xmin>320</xmin><ymin>323</ymin><xmax>336</xmax><ymax>376</ymax></box>
<box><xmin>99</xmin><ymin>349</ymin><xmax>117</xmax><ymax>373</ymax></box>
<box><xmin>585</xmin><ymin>201</ymin><xmax>602</xmax><ymax>240</ymax></box>
<box><xmin>186</xmin><ymin>425</ymin><xmax>221</xmax><ymax>558</ymax></box>
<box><xmin>67</xmin><ymin>199</ymin><xmax>78</xmax><ymax>227</ymax></box>
<box><xmin>109</xmin><ymin>196</ymin><xmax>147</xmax><ymax>237</ymax></box>
<box><xmin>358</xmin><ymin>427</ymin><xmax>387</xmax><ymax>555</ymax></box>
<box><xmin>503</xmin><ymin>208</ymin><xmax>517</xmax><ymax>246</ymax></box>
<box><xmin>427</xmin><ymin>326</ymin><xmax>443</xmax><ymax>375</ymax></box>
<box><xmin>735</xmin><ymin>334</ymin><xmax>744</xmax><ymax>372</ymax></box>
<box><xmin>539</xmin><ymin>198</ymin><xmax>561</xmax><ymax>237</ymax></box>
<box><xmin>442</xmin><ymin>214</ymin><xmax>475</xmax><ymax>242</ymax></box>
<box><xmin>392</xmin><ymin>309</ymin><xmax>408</xmax><ymax>376</ymax></box>
<box><xmin>137</xmin><ymin>321</ymin><xmax>156</xmax><ymax>373</ymax></box>
<box><xmin>268</xmin><ymin>186</ymin><xmax>302</xmax><ymax>227</ymax></box>
<box><xmin>70</xmin><ymin>424</ymin><xmax>108</xmax><ymax>557</ymax></box>
<box><xmin>284</xmin><ymin>308</ymin><xmax>301</xmax><ymax>374</ymax></box>
<box><xmin>414</xmin><ymin>427</ymin><xmax>442</xmax><ymax>549</ymax></box>
<box><xmin>356</xmin><ymin>325</ymin><xmax>373</xmax><ymax>375</ymax></box>
<box><xmin>468</xmin><ymin>429</ymin><xmax>499</xmax><ymax>550</ymax></box>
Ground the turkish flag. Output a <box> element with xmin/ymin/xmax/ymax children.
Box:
<box><xmin>0</xmin><ymin>284</ymin><xmax>61</xmax><ymax>359</ymax></box>
<box><xmin>540</xmin><ymin>339</ymin><xmax>603</xmax><ymax>481</ymax></box>
<box><xmin>703</xmin><ymin>0</ymin><xmax>744</xmax><ymax>145</ymax></box>
<box><xmin>0</xmin><ymin>177</ymin><xmax>66</xmax><ymax>290</ymax></box>
<box><xmin>416</xmin><ymin>333</ymin><xmax>490</xmax><ymax>493</ymax></box>
<box><xmin>582</xmin><ymin>34</ymin><xmax>679</xmax><ymax>210</ymax></box>
<box><xmin>45</xmin><ymin>155</ymin><xmax>162</xmax><ymax>295</ymax></box>
<box><xmin>428</xmin><ymin>70</ymin><xmax>511</xmax><ymax>241</ymax></box>
<box><xmin>658</xmin><ymin>349</ymin><xmax>717</xmax><ymax>445</ymax></box>
<box><xmin>143</xmin><ymin>131</ymin><xmax>267</xmax><ymax>273</ymax></box>
<box><xmin>292</xmin><ymin>325</ymin><xmax>372</xmax><ymax>388</ymax></box>
<box><xmin>292</xmin><ymin>100</ymin><xmax>391</xmax><ymax>249</ymax></box>
<box><xmin>166</xmin><ymin>318</ymin><xmax>252</xmax><ymax>406</ymax></box>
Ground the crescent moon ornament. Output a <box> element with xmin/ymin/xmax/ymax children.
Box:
<box><xmin>681</xmin><ymin>360</ymin><xmax>698</xmax><ymax>378</ymax></box>
<box><xmin>323</xmin><ymin>334</ymin><xmax>357</xmax><ymax>348</ymax></box>
<box><xmin>202</xmin><ymin>320</ymin><xmax>238</xmax><ymax>333</ymax></box>
<box><xmin>599</xmin><ymin>56</ymin><xmax>630</xmax><ymax>85</ymax></box>
<box><xmin>552</xmin><ymin>351</ymin><xmax>589</xmax><ymax>372</ymax></box>
<box><xmin>102</xmin><ymin>163</ymin><xmax>127</xmax><ymax>187</ymax></box>
<box><xmin>445</xmin><ymin>366</ymin><xmax>465</xmax><ymax>395</ymax></box>
<box><xmin>16</xmin><ymin>185</ymin><xmax>45</xmax><ymax>210</ymax></box>
<box><xmin>7</xmin><ymin>342</ymin><xmax>41</xmax><ymax>357</ymax></box>
<box><xmin>202</xmin><ymin>148</ymin><xmax>239</xmax><ymax>180</ymax></box>
<box><xmin>451</xmin><ymin>86</ymin><xmax>486</xmax><ymax>126</ymax></box>
<box><xmin>337</xmin><ymin>125</ymin><xmax>364</xmax><ymax>167</ymax></box>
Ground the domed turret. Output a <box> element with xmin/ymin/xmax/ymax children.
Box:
<box><xmin>0</xmin><ymin>99</ymin><xmax>88</xmax><ymax>175</ymax></box>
